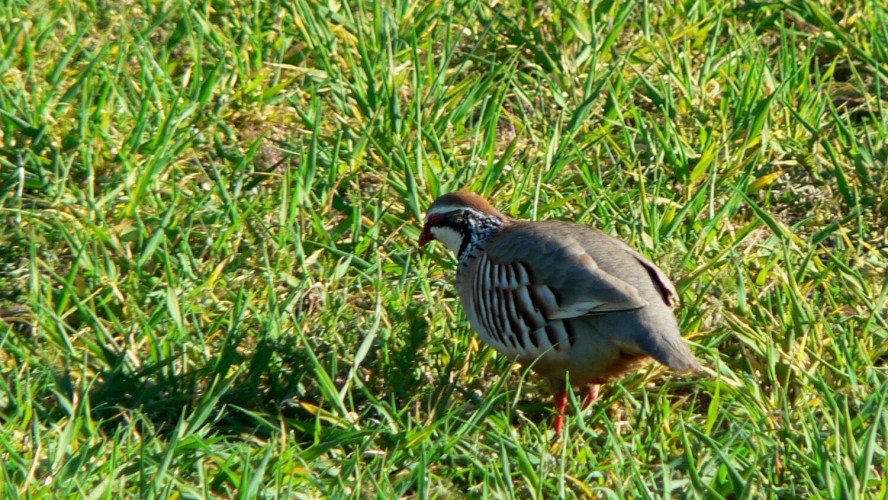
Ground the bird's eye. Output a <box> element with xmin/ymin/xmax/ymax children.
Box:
<box><xmin>446</xmin><ymin>212</ymin><xmax>464</xmax><ymax>225</ymax></box>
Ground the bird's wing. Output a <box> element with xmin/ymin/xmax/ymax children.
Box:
<box><xmin>481</xmin><ymin>223</ymin><xmax>650</xmax><ymax>320</ymax></box>
<box><xmin>614</xmin><ymin>243</ymin><xmax>679</xmax><ymax>306</ymax></box>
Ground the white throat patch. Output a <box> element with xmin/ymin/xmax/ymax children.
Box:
<box><xmin>429</xmin><ymin>225</ymin><xmax>463</xmax><ymax>254</ymax></box>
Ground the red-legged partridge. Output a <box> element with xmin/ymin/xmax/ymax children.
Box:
<box><xmin>419</xmin><ymin>192</ymin><xmax>700</xmax><ymax>434</ymax></box>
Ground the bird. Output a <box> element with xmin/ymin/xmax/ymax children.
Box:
<box><xmin>419</xmin><ymin>192</ymin><xmax>700</xmax><ymax>434</ymax></box>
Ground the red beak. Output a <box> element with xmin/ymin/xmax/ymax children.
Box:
<box><xmin>419</xmin><ymin>224</ymin><xmax>434</xmax><ymax>247</ymax></box>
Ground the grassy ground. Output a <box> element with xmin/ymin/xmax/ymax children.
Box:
<box><xmin>1</xmin><ymin>0</ymin><xmax>886</xmax><ymax>497</ymax></box>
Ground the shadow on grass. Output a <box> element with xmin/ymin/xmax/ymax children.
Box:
<box><xmin>2</xmin><ymin>299</ymin><xmax>447</xmax><ymax>451</ymax></box>
<box><xmin>65</xmin><ymin>337</ymin><xmax>318</xmax><ymax>440</ymax></box>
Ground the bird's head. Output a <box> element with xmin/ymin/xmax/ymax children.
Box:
<box><xmin>419</xmin><ymin>192</ymin><xmax>505</xmax><ymax>258</ymax></box>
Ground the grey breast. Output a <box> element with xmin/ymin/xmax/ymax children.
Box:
<box><xmin>458</xmin><ymin>249</ymin><xmax>576</xmax><ymax>363</ymax></box>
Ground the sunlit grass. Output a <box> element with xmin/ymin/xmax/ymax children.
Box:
<box><xmin>1</xmin><ymin>0</ymin><xmax>886</xmax><ymax>496</ymax></box>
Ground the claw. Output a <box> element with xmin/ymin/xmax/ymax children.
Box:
<box><xmin>582</xmin><ymin>384</ymin><xmax>600</xmax><ymax>411</ymax></box>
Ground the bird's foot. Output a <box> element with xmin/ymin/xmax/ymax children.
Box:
<box><xmin>553</xmin><ymin>388</ymin><xmax>568</xmax><ymax>436</ymax></box>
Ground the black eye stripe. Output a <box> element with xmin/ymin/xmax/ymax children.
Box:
<box><xmin>428</xmin><ymin>208</ymin><xmax>474</xmax><ymax>225</ymax></box>
<box><xmin>432</xmin><ymin>220</ymin><xmax>463</xmax><ymax>232</ymax></box>
<box><xmin>429</xmin><ymin>212</ymin><xmax>465</xmax><ymax>230</ymax></box>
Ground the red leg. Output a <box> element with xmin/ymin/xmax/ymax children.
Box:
<box><xmin>582</xmin><ymin>384</ymin><xmax>600</xmax><ymax>411</ymax></box>
<box><xmin>554</xmin><ymin>387</ymin><xmax>568</xmax><ymax>435</ymax></box>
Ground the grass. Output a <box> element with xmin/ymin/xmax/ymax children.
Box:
<box><xmin>1</xmin><ymin>0</ymin><xmax>886</xmax><ymax>496</ymax></box>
